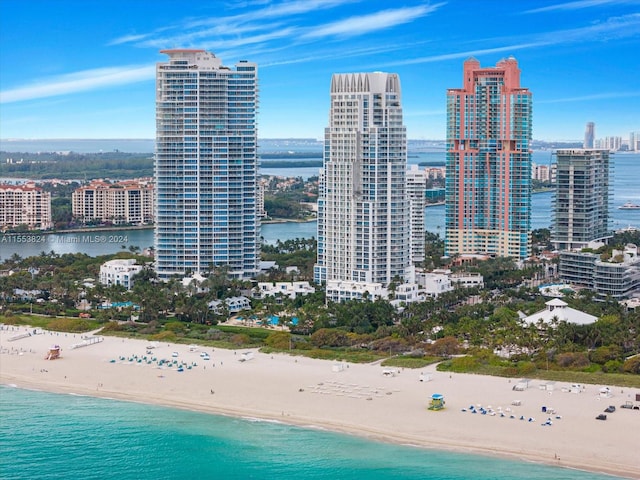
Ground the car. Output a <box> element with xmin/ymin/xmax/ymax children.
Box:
<box><xmin>604</xmin><ymin>406</ymin><xmax>616</xmax><ymax>413</ymax></box>
<box><xmin>621</xmin><ymin>402</ymin><xmax>633</xmax><ymax>409</ymax></box>
<box><xmin>595</xmin><ymin>414</ymin><xmax>607</xmax><ymax>420</ymax></box>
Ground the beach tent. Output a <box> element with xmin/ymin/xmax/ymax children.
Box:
<box><xmin>239</xmin><ymin>351</ymin><xmax>254</xmax><ymax>362</ymax></box>
<box><xmin>599</xmin><ymin>387</ymin><xmax>612</xmax><ymax>398</ymax></box>
<box><xmin>332</xmin><ymin>363</ymin><xmax>345</xmax><ymax>372</ymax></box>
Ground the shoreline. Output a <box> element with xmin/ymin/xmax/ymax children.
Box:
<box><xmin>1</xmin><ymin>327</ymin><xmax>638</xmax><ymax>479</ymax></box>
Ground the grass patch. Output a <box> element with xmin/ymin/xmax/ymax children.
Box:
<box><xmin>437</xmin><ymin>357</ymin><xmax>640</xmax><ymax>388</ymax></box>
<box><xmin>382</xmin><ymin>356</ymin><xmax>444</xmax><ymax>369</ymax></box>
<box><xmin>0</xmin><ymin>314</ymin><xmax>101</xmax><ymax>332</ymax></box>
<box><xmin>300</xmin><ymin>348</ymin><xmax>385</xmax><ymax>363</ymax></box>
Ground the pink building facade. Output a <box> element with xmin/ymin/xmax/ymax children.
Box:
<box><xmin>445</xmin><ymin>57</ymin><xmax>532</xmax><ymax>259</ymax></box>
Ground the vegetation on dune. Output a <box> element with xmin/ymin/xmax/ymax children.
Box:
<box><xmin>1</xmin><ymin>229</ymin><xmax>640</xmax><ymax>386</ymax></box>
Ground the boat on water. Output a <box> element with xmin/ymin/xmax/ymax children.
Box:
<box><xmin>618</xmin><ymin>202</ymin><xmax>640</xmax><ymax>210</ymax></box>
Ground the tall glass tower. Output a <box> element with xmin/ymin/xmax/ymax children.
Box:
<box><xmin>552</xmin><ymin>149</ymin><xmax>612</xmax><ymax>251</ymax></box>
<box><xmin>155</xmin><ymin>50</ymin><xmax>260</xmax><ymax>280</ymax></box>
<box><xmin>584</xmin><ymin>122</ymin><xmax>595</xmax><ymax>149</ymax></box>
<box><xmin>445</xmin><ymin>57</ymin><xmax>532</xmax><ymax>260</ymax></box>
<box><xmin>314</xmin><ymin>72</ymin><xmax>410</xmax><ymax>286</ymax></box>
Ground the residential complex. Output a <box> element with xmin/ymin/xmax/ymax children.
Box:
<box><xmin>72</xmin><ymin>179</ymin><xmax>154</xmax><ymax>225</ymax></box>
<box><xmin>314</xmin><ymin>72</ymin><xmax>411</xmax><ymax>300</ymax></box>
<box><xmin>552</xmin><ymin>149</ymin><xmax>612</xmax><ymax>251</ymax></box>
<box><xmin>532</xmin><ymin>163</ymin><xmax>551</xmax><ymax>182</ymax></box>
<box><xmin>445</xmin><ymin>57</ymin><xmax>532</xmax><ymax>260</ymax></box>
<box><xmin>99</xmin><ymin>258</ymin><xmax>143</xmax><ymax>290</ymax></box>
<box><xmin>559</xmin><ymin>244</ymin><xmax>640</xmax><ymax>300</ymax></box>
<box><xmin>154</xmin><ymin>50</ymin><xmax>260</xmax><ymax>280</ymax></box>
<box><xmin>0</xmin><ymin>184</ymin><xmax>51</xmax><ymax>231</ymax></box>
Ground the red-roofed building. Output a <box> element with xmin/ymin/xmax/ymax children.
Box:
<box><xmin>72</xmin><ymin>179</ymin><xmax>154</xmax><ymax>225</ymax></box>
<box><xmin>0</xmin><ymin>184</ymin><xmax>52</xmax><ymax>231</ymax></box>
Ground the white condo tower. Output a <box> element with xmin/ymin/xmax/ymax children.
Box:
<box><xmin>315</xmin><ymin>72</ymin><xmax>411</xmax><ymax>291</ymax></box>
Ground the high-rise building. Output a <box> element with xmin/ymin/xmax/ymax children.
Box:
<box><xmin>584</xmin><ymin>122</ymin><xmax>595</xmax><ymax>149</ymax></box>
<box><xmin>552</xmin><ymin>149</ymin><xmax>612</xmax><ymax>251</ymax></box>
<box><xmin>315</xmin><ymin>72</ymin><xmax>411</xmax><ymax>292</ymax></box>
<box><xmin>155</xmin><ymin>50</ymin><xmax>260</xmax><ymax>280</ymax></box>
<box><xmin>445</xmin><ymin>57</ymin><xmax>532</xmax><ymax>259</ymax></box>
<box><xmin>595</xmin><ymin>136</ymin><xmax>622</xmax><ymax>151</ymax></box>
<box><xmin>630</xmin><ymin>131</ymin><xmax>639</xmax><ymax>152</ymax></box>
<box><xmin>406</xmin><ymin>165</ymin><xmax>428</xmax><ymax>264</ymax></box>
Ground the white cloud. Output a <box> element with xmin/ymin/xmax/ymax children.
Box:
<box><xmin>380</xmin><ymin>42</ymin><xmax>552</xmax><ymax>67</ymax></box>
<box><xmin>302</xmin><ymin>4</ymin><xmax>444</xmax><ymax>39</ymax></box>
<box><xmin>381</xmin><ymin>13</ymin><xmax>640</xmax><ymax>67</ymax></box>
<box><xmin>523</xmin><ymin>0</ymin><xmax>636</xmax><ymax>14</ymax></box>
<box><xmin>537</xmin><ymin>13</ymin><xmax>640</xmax><ymax>42</ymax></box>
<box><xmin>0</xmin><ymin>65</ymin><xmax>155</xmax><ymax>104</ymax></box>
<box><xmin>114</xmin><ymin>0</ymin><xmax>359</xmax><ymax>48</ymax></box>
<box><xmin>108</xmin><ymin>33</ymin><xmax>154</xmax><ymax>46</ymax></box>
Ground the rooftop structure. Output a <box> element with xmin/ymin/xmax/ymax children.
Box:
<box><xmin>522</xmin><ymin>298</ymin><xmax>597</xmax><ymax>326</ymax></box>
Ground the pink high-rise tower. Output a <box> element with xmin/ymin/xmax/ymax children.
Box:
<box><xmin>445</xmin><ymin>57</ymin><xmax>532</xmax><ymax>259</ymax></box>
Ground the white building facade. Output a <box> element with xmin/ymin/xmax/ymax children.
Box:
<box><xmin>406</xmin><ymin>165</ymin><xmax>428</xmax><ymax>264</ymax></box>
<box><xmin>256</xmin><ymin>281</ymin><xmax>316</xmax><ymax>299</ymax></box>
<box><xmin>155</xmin><ymin>50</ymin><xmax>260</xmax><ymax>280</ymax></box>
<box><xmin>0</xmin><ymin>184</ymin><xmax>52</xmax><ymax>231</ymax></box>
<box><xmin>315</xmin><ymin>72</ymin><xmax>411</xmax><ymax>292</ymax></box>
<box><xmin>99</xmin><ymin>259</ymin><xmax>143</xmax><ymax>290</ymax></box>
<box><xmin>72</xmin><ymin>179</ymin><xmax>154</xmax><ymax>225</ymax></box>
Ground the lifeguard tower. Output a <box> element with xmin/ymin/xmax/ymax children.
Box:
<box><xmin>428</xmin><ymin>393</ymin><xmax>445</xmax><ymax>411</ymax></box>
<box><xmin>45</xmin><ymin>345</ymin><xmax>61</xmax><ymax>360</ymax></box>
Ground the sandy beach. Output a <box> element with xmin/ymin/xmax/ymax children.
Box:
<box><xmin>1</xmin><ymin>326</ymin><xmax>639</xmax><ymax>479</ymax></box>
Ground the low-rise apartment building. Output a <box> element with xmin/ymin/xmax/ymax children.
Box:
<box><xmin>0</xmin><ymin>183</ymin><xmax>52</xmax><ymax>231</ymax></box>
<box><xmin>559</xmin><ymin>244</ymin><xmax>640</xmax><ymax>299</ymax></box>
<box><xmin>73</xmin><ymin>179</ymin><xmax>154</xmax><ymax>225</ymax></box>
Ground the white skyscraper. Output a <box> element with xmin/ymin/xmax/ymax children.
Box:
<box><xmin>406</xmin><ymin>165</ymin><xmax>428</xmax><ymax>264</ymax></box>
<box><xmin>155</xmin><ymin>50</ymin><xmax>260</xmax><ymax>280</ymax></box>
<box><xmin>315</xmin><ymin>72</ymin><xmax>411</xmax><ymax>296</ymax></box>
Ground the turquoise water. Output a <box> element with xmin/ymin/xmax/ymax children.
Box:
<box><xmin>0</xmin><ymin>386</ymin><xmax>621</xmax><ymax>480</ymax></box>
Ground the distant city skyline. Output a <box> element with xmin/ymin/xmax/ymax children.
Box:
<box><xmin>1</xmin><ymin>0</ymin><xmax>639</xmax><ymax>141</ymax></box>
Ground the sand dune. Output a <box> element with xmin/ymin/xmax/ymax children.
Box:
<box><xmin>1</xmin><ymin>325</ymin><xmax>639</xmax><ymax>479</ymax></box>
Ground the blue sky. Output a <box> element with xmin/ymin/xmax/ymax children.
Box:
<box><xmin>1</xmin><ymin>0</ymin><xmax>638</xmax><ymax>141</ymax></box>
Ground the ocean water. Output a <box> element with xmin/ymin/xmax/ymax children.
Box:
<box><xmin>0</xmin><ymin>386</ymin><xmax>620</xmax><ymax>480</ymax></box>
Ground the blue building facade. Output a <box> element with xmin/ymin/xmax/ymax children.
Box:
<box><xmin>155</xmin><ymin>50</ymin><xmax>260</xmax><ymax>280</ymax></box>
